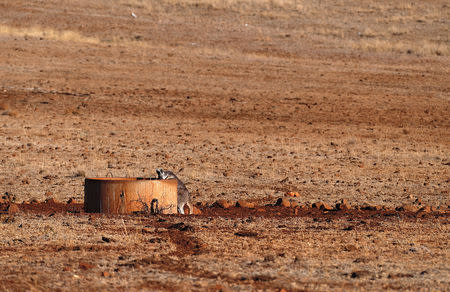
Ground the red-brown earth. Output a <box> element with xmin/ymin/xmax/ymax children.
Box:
<box><xmin>0</xmin><ymin>0</ymin><xmax>449</xmax><ymax>290</ymax></box>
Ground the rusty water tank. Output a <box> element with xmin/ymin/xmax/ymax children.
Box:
<box><xmin>84</xmin><ymin>178</ymin><xmax>178</xmax><ymax>214</ymax></box>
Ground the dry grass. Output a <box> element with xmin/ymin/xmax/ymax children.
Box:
<box><xmin>120</xmin><ymin>0</ymin><xmax>303</xmax><ymax>13</ymax></box>
<box><xmin>0</xmin><ymin>25</ymin><xmax>99</xmax><ymax>44</ymax></box>
<box><xmin>1</xmin><ymin>0</ymin><xmax>448</xmax><ymax>56</ymax></box>
<box><xmin>351</xmin><ymin>38</ymin><xmax>449</xmax><ymax>56</ymax></box>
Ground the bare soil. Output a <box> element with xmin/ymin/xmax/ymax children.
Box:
<box><xmin>0</xmin><ymin>0</ymin><xmax>449</xmax><ymax>291</ymax></box>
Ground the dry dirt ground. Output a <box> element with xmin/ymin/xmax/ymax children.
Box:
<box><xmin>0</xmin><ymin>0</ymin><xmax>449</xmax><ymax>290</ymax></box>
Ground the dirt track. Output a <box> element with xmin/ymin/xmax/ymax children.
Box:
<box><xmin>0</xmin><ymin>0</ymin><xmax>449</xmax><ymax>290</ymax></box>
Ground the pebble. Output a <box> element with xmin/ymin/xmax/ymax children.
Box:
<box><xmin>361</xmin><ymin>205</ymin><xmax>382</xmax><ymax>211</ymax></box>
<box><xmin>101</xmin><ymin>271</ymin><xmax>110</xmax><ymax>277</ymax></box>
<box><xmin>414</xmin><ymin>198</ymin><xmax>423</xmax><ymax>205</ymax></box>
<box><xmin>336</xmin><ymin>199</ymin><xmax>351</xmax><ymax>210</ymax></box>
<box><xmin>79</xmin><ymin>262</ymin><xmax>95</xmax><ymax>270</ymax></box>
<box><xmin>213</xmin><ymin>200</ymin><xmax>231</xmax><ymax>209</ymax></box>
<box><xmin>67</xmin><ymin>198</ymin><xmax>79</xmax><ymax>204</ymax></box>
<box><xmin>195</xmin><ymin>201</ymin><xmax>207</xmax><ymax>207</ymax></box>
<box><xmin>373</xmin><ymin>205</ymin><xmax>383</xmax><ymax>211</ymax></box>
<box><xmin>7</xmin><ymin>203</ymin><xmax>20</xmax><ymax>214</ymax></box>
<box><xmin>312</xmin><ymin>201</ymin><xmax>333</xmax><ymax>211</ymax></box>
<box><xmin>285</xmin><ymin>191</ymin><xmax>300</xmax><ymax>197</ymax></box>
<box><xmin>397</xmin><ymin>204</ymin><xmax>418</xmax><ymax>212</ymax></box>
<box><xmin>45</xmin><ymin>197</ymin><xmax>59</xmax><ymax>204</ymax></box>
<box><xmin>350</xmin><ymin>270</ymin><xmax>371</xmax><ymax>278</ymax></box>
<box><xmin>312</xmin><ymin>202</ymin><xmax>323</xmax><ymax>209</ymax></box>
<box><xmin>275</xmin><ymin>198</ymin><xmax>291</xmax><ymax>208</ymax></box>
<box><xmin>321</xmin><ymin>202</ymin><xmax>333</xmax><ymax>211</ymax></box>
<box><xmin>419</xmin><ymin>206</ymin><xmax>432</xmax><ymax>213</ymax></box>
<box><xmin>290</xmin><ymin>201</ymin><xmax>299</xmax><ymax>208</ymax></box>
<box><xmin>235</xmin><ymin>200</ymin><xmax>255</xmax><ymax>209</ymax></box>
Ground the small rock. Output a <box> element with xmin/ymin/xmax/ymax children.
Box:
<box><xmin>312</xmin><ymin>202</ymin><xmax>323</xmax><ymax>209</ymax></box>
<box><xmin>79</xmin><ymin>262</ymin><xmax>95</xmax><ymax>270</ymax></box>
<box><xmin>343</xmin><ymin>244</ymin><xmax>357</xmax><ymax>251</ymax></box>
<box><xmin>313</xmin><ymin>201</ymin><xmax>333</xmax><ymax>210</ymax></box>
<box><xmin>321</xmin><ymin>203</ymin><xmax>333</xmax><ymax>211</ymax></box>
<box><xmin>361</xmin><ymin>205</ymin><xmax>382</xmax><ymax>211</ymax></box>
<box><xmin>275</xmin><ymin>198</ymin><xmax>291</xmax><ymax>207</ymax></box>
<box><xmin>101</xmin><ymin>236</ymin><xmax>113</xmax><ymax>243</ymax></box>
<box><xmin>419</xmin><ymin>205</ymin><xmax>432</xmax><ymax>213</ymax></box>
<box><xmin>213</xmin><ymin>200</ymin><xmax>231</xmax><ymax>209</ymax></box>
<box><xmin>350</xmin><ymin>270</ymin><xmax>371</xmax><ymax>278</ymax></box>
<box><xmin>290</xmin><ymin>201</ymin><xmax>299</xmax><ymax>208</ymax></box>
<box><xmin>141</xmin><ymin>227</ymin><xmax>153</xmax><ymax>234</ymax></box>
<box><xmin>67</xmin><ymin>198</ymin><xmax>78</xmax><ymax>204</ymax></box>
<box><xmin>45</xmin><ymin>197</ymin><xmax>58</xmax><ymax>204</ymax></box>
<box><xmin>416</xmin><ymin>211</ymin><xmax>427</xmax><ymax>218</ymax></box>
<box><xmin>195</xmin><ymin>201</ymin><xmax>207</xmax><ymax>207</ymax></box>
<box><xmin>234</xmin><ymin>231</ymin><xmax>258</xmax><ymax>237</ymax></box>
<box><xmin>236</xmin><ymin>200</ymin><xmax>255</xmax><ymax>209</ymax></box>
<box><xmin>414</xmin><ymin>198</ymin><xmax>423</xmax><ymax>205</ymax></box>
<box><xmin>193</xmin><ymin>206</ymin><xmax>202</xmax><ymax>215</ymax></box>
<box><xmin>62</xmin><ymin>266</ymin><xmax>71</xmax><ymax>272</ymax></box>
<box><xmin>336</xmin><ymin>199</ymin><xmax>351</xmax><ymax>210</ymax></box>
<box><xmin>397</xmin><ymin>204</ymin><xmax>418</xmax><ymax>212</ymax></box>
<box><xmin>285</xmin><ymin>191</ymin><xmax>300</xmax><ymax>197</ymax></box>
<box><xmin>6</xmin><ymin>203</ymin><xmax>19</xmax><ymax>214</ymax></box>
<box><xmin>101</xmin><ymin>271</ymin><xmax>110</xmax><ymax>277</ymax></box>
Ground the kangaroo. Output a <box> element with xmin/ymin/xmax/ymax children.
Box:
<box><xmin>156</xmin><ymin>168</ymin><xmax>192</xmax><ymax>215</ymax></box>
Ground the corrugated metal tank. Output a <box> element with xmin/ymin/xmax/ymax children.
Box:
<box><xmin>84</xmin><ymin>178</ymin><xmax>178</xmax><ymax>214</ymax></box>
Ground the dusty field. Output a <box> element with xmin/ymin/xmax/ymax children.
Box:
<box><xmin>0</xmin><ymin>0</ymin><xmax>449</xmax><ymax>290</ymax></box>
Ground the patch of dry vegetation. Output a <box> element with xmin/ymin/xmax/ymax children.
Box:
<box><xmin>0</xmin><ymin>25</ymin><xmax>99</xmax><ymax>44</ymax></box>
<box><xmin>350</xmin><ymin>39</ymin><xmax>449</xmax><ymax>56</ymax></box>
<box><xmin>119</xmin><ymin>0</ymin><xmax>448</xmax><ymax>56</ymax></box>
<box><xmin>1</xmin><ymin>0</ymin><xmax>448</xmax><ymax>56</ymax></box>
<box><xmin>120</xmin><ymin>0</ymin><xmax>303</xmax><ymax>13</ymax></box>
